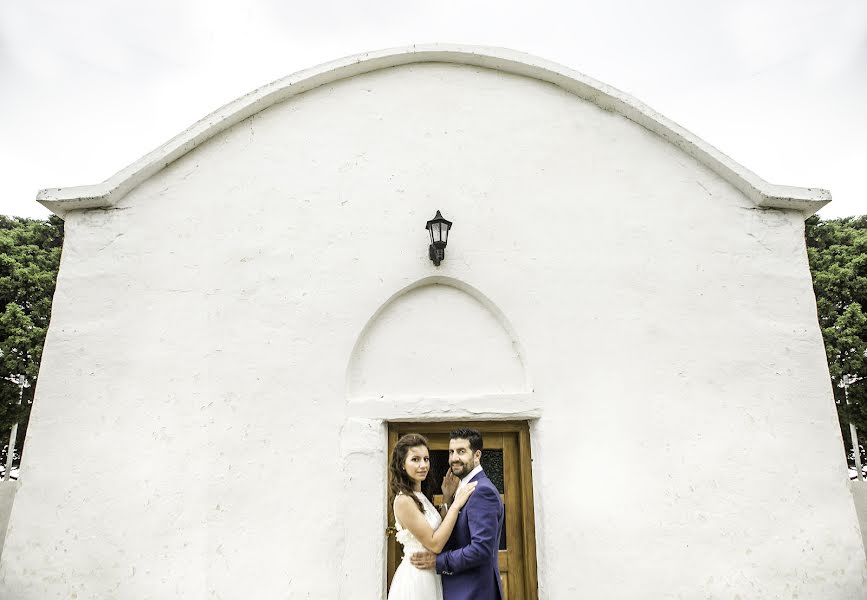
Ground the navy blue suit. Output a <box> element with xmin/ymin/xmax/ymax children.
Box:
<box><xmin>435</xmin><ymin>471</ymin><xmax>504</xmax><ymax>600</ymax></box>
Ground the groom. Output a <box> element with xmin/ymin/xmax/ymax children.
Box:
<box><xmin>410</xmin><ymin>428</ymin><xmax>504</xmax><ymax>600</ymax></box>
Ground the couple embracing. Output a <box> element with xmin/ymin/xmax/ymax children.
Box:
<box><xmin>388</xmin><ymin>428</ymin><xmax>504</xmax><ymax>600</ymax></box>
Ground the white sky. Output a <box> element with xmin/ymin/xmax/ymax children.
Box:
<box><xmin>1</xmin><ymin>0</ymin><xmax>865</xmax><ymax>219</ymax></box>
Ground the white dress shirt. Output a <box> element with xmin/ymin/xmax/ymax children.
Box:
<box><xmin>457</xmin><ymin>464</ymin><xmax>484</xmax><ymax>493</ymax></box>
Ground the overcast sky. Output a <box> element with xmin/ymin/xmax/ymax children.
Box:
<box><xmin>1</xmin><ymin>0</ymin><xmax>865</xmax><ymax>219</ymax></box>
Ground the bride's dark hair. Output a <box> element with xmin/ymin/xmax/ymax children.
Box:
<box><xmin>390</xmin><ymin>433</ymin><xmax>431</xmax><ymax>513</ymax></box>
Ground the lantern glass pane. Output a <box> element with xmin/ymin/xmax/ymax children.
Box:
<box><xmin>427</xmin><ymin>225</ymin><xmax>435</xmax><ymax>245</ymax></box>
<box><xmin>441</xmin><ymin>223</ymin><xmax>450</xmax><ymax>243</ymax></box>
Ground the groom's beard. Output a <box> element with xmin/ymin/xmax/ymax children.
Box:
<box><xmin>450</xmin><ymin>459</ymin><xmax>474</xmax><ymax>478</ymax></box>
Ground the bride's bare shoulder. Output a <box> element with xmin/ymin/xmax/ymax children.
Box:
<box><xmin>393</xmin><ymin>493</ymin><xmax>416</xmax><ymax>511</ymax></box>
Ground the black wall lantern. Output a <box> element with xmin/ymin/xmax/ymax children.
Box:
<box><xmin>425</xmin><ymin>210</ymin><xmax>453</xmax><ymax>266</ymax></box>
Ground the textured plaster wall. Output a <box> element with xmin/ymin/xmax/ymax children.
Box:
<box><xmin>1</xmin><ymin>63</ymin><xmax>864</xmax><ymax>598</ymax></box>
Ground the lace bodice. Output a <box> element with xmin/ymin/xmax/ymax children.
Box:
<box><xmin>395</xmin><ymin>492</ymin><xmax>442</xmax><ymax>555</ymax></box>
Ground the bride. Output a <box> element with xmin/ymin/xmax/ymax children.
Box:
<box><xmin>388</xmin><ymin>433</ymin><xmax>477</xmax><ymax>600</ymax></box>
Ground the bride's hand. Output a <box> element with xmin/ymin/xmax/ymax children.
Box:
<box><xmin>441</xmin><ymin>471</ymin><xmax>459</xmax><ymax>502</ymax></box>
<box><xmin>452</xmin><ymin>482</ymin><xmax>477</xmax><ymax>510</ymax></box>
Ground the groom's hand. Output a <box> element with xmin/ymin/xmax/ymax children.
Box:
<box><xmin>410</xmin><ymin>551</ymin><xmax>436</xmax><ymax>570</ymax></box>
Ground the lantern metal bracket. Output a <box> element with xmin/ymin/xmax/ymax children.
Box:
<box><xmin>429</xmin><ymin>243</ymin><xmax>445</xmax><ymax>266</ymax></box>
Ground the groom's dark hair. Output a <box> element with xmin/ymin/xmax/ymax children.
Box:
<box><xmin>450</xmin><ymin>428</ymin><xmax>483</xmax><ymax>453</ymax></box>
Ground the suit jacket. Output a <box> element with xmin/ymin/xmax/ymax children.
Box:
<box><xmin>436</xmin><ymin>470</ymin><xmax>504</xmax><ymax>600</ymax></box>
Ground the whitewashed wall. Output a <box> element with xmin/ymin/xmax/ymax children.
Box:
<box><xmin>2</xmin><ymin>59</ymin><xmax>864</xmax><ymax>598</ymax></box>
<box><xmin>852</xmin><ymin>481</ymin><xmax>867</xmax><ymax>561</ymax></box>
<box><xmin>0</xmin><ymin>482</ymin><xmax>17</xmax><ymax>557</ymax></box>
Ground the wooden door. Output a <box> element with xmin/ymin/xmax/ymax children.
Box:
<box><xmin>386</xmin><ymin>421</ymin><xmax>538</xmax><ymax>600</ymax></box>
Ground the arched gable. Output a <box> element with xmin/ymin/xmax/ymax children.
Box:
<box><xmin>37</xmin><ymin>44</ymin><xmax>829</xmax><ymax>217</ymax></box>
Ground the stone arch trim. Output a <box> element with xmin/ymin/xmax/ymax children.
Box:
<box><xmin>346</xmin><ymin>275</ymin><xmax>530</xmax><ymax>400</ymax></box>
<box><xmin>38</xmin><ymin>44</ymin><xmax>829</xmax><ymax>217</ymax></box>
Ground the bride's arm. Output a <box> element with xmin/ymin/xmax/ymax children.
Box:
<box><xmin>393</xmin><ymin>485</ymin><xmax>476</xmax><ymax>554</ymax></box>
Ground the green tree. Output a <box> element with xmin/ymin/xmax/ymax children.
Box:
<box><xmin>0</xmin><ymin>215</ymin><xmax>64</xmax><ymax>474</ymax></box>
<box><xmin>805</xmin><ymin>214</ymin><xmax>867</xmax><ymax>473</ymax></box>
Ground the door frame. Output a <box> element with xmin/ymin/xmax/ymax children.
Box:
<box><xmin>386</xmin><ymin>420</ymin><xmax>538</xmax><ymax>600</ymax></box>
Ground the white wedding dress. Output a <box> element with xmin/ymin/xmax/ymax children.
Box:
<box><xmin>388</xmin><ymin>492</ymin><xmax>444</xmax><ymax>600</ymax></box>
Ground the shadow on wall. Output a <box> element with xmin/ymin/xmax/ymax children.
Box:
<box><xmin>0</xmin><ymin>481</ymin><xmax>19</xmax><ymax>557</ymax></box>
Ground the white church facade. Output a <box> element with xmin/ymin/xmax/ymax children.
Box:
<box><xmin>1</xmin><ymin>45</ymin><xmax>865</xmax><ymax>598</ymax></box>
